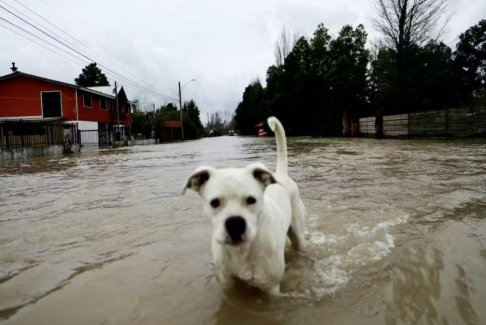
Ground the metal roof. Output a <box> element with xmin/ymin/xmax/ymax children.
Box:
<box><xmin>0</xmin><ymin>117</ymin><xmax>65</xmax><ymax>123</ymax></box>
<box><xmin>0</xmin><ymin>71</ymin><xmax>116</xmax><ymax>99</ymax></box>
<box><xmin>88</xmin><ymin>86</ymin><xmax>118</xmax><ymax>96</ymax></box>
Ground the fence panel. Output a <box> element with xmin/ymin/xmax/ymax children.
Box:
<box><xmin>0</xmin><ymin>120</ymin><xmax>78</xmax><ymax>150</ymax></box>
<box><xmin>359</xmin><ymin>105</ymin><xmax>486</xmax><ymax>138</ymax></box>
<box><xmin>359</xmin><ymin>117</ymin><xmax>375</xmax><ymax>135</ymax></box>
<box><xmin>384</xmin><ymin>114</ymin><xmax>408</xmax><ymax>137</ymax></box>
<box><xmin>409</xmin><ymin>110</ymin><xmax>446</xmax><ymax>137</ymax></box>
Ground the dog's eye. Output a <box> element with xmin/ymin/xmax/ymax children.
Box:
<box><xmin>210</xmin><ymin>198</ymin><xmax>220</xmax><ymax>208</ymax></box>
<box><xmin>246</xmin><ymin>196</ymin><xmax>257</xmax><ymax>205</ymax></box>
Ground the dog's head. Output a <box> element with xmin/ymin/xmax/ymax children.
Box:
<box><xmin>184</xmin><ymin>163</ymin><xmax>277</xmax><ymax>247</ymax></box>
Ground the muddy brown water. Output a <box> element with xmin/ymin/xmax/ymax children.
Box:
<box><xmin>0</xmin><ymin>137</ymin><xmax>485</xmax><ymax>325</ymax></box>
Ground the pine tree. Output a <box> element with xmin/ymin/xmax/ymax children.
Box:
<box><xmin>75</xmin><ymin>63</ymin><xmax>110</xmax><ymax>87</ymax></box>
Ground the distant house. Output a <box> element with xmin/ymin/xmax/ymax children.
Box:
<box><xmin>0</xmin><ymin>70</ymin><xmax>133</xmax><ymax>141</ymax></box>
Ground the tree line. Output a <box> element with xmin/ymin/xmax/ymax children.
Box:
<box><xmin>131</xmin><ymin>100</ymin><xmax>204</xmax><ymax>140</ymax></box>
<box><xmin>234</xmin><ymin>0</ymin><xmax>486</xmax><ymax>137</ymax></box>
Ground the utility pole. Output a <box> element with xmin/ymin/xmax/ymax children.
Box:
<box><xmin>115</xmin><ymin>81</ymin><xmax>120</xmax><ymax>141</ymax></box>
<box><xmin>178</xmin><ymin>81</ymin><xmax>184</xmax><ymax>141</ymax></box>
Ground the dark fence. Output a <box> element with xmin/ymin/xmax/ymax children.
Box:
<box><xmin>360</xmin><ymin>105</ymin><xmax>486</xmax><ymax>138</ymax></box>
<box><xmin>0</xmin><ymin>120</ymin><xmax>78</xmax><ymax>150</ymax></box>
<box><xmin>78</xmin><ymin>125</ymin><xmax>128</xmax><ymax>148</ymax></box>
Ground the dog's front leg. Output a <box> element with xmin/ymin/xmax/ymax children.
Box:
<box><xmin>266</xmin><ymin>284</ymin><xmax>280</xmax><ymax>296</ymax></box>
<box><xmin>214</xmin><ymin>264</ymin><xmax>235</xmax><ymax>289</ymax></box>
<box><xmin>255</xmin><ymin>274</ymin><xmax>281</xmax><ymax>296</ymax></box>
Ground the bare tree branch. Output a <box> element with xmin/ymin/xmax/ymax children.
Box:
<box><xmin>274</xmin><ymin>27</ymin><xmax>295</xmax><ymax>66</ymax></box>
<box><xmin>373</xmin><ymin>0</ymin><xmax>448</xmax><ymax>52</ymax></box>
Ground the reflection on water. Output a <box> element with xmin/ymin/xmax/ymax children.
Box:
<box><xmin>0</xmin><ymin>137</ymin><xmax>485</xmax><ymax>324</ymax></box>
<box><xmin>455</xmin><ymin>264</ymin><xmax>480</xmax><ymax>325</ymax></box>
<box><xmin>384</xmin><ymin>199</ymin><xmax>486</xmax><ymax>325</ymax></box>
<box><xmin>385</xmin><ymin>247</ymin><xmax>444</xmax><ymax>324</ymax></box>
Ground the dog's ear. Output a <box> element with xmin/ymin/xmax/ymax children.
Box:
<box><xmin>183</xmin><ymin>166</ymin><xmax>215</xmax><ymax>194</ymax></box>
<box><xmin>246</xmin><ymin>163</ymin><xmax>277</xmax><ymax>188</ymax></box>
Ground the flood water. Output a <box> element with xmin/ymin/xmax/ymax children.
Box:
<box><xmin>1</xmin><ymin>136</ymin><xmax>485</xmax><ymax>325</ymax></box>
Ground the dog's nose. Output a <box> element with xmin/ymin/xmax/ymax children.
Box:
<box><xmin>225</xmin><ymin>216</ymin><xmax>246</xmax><ymax>243</ymax></box>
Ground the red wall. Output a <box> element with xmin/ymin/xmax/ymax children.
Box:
<box><xmin>0</xmin><ymin>75</ymin><xmax>130</xmax><ymax>124</ymax></box>
<box><xmin>76</xmin><ymin>90</ymin><xmax>114</xmax><ymax>123</ymax></box>
<box><xmin>0</xmin><ymin>75</ymin><xmax>76</xmax><ymax>119</ymax></box>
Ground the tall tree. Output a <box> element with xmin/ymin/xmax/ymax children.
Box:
<box><xmin>75</xmin><ymin>63</ymin><xmax>110</xmax><ymax>87</ymax></box>
<box><xmin>274</xmin><ymin>27</ymin><xmax>297</xmax><ymax>67</ymax></box>
<box><xmin>265</xmin><ymin>65</ymin><xmax>286</xmax><ymax>126</ymax></box>
<box><xmin>374</xmin><ymin>0</ymin><xmax>448</xmax><ymax>57</ymax></box>
<box><xmin>234</xmin><ymin>80</ymin><xmax>266</xmax><ymax>135</ymax></box>
<box><xmin>369</xmin><ymin>47</ymin><xmax>396</xmax><ymax>136</ymax></box>
<box><xmin>183</xmin><ymin>99</ymin><xmax>204</xmax><ymax>132</ymax></box>
<box><xmin>454</xmin><ymin>20</ymin><xmax>486</xmax><ymax>102</ymax></box>
<box><xmin>307</xmin><ymin>24</ymin><xmax>333</xmax><ymax>135</ymax></box>
<box><xmin>373</xmin><ymin>0</ymin><xmax>448</xmax><ymax>136</ymax></box>
<box><xmin>416</xmin><ymin>41</ymin><xmax>457</xmax><ymax>108</ymax></box>
<box><xmin>329</xmin><ymin>24</ymin><xmax>370</xmax><ymax>136</ymax></box>
<box><xmin>281</xmin><ymin>36</ymin><xmax>313</xmax><ymax>135</ymax></box>
<box><xmin>370</xmin><ymin>41</ymin><xmax>457</xmax><ymax>115</ymax></box>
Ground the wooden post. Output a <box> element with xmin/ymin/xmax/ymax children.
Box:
<box><xmin>0</xmin><ymin>124</ymin><xmax>3</xmax><ymax>148</ymax></box>
<box><xmin>49</xmin><ymin>124</ymin><xmax>54</xmax><ymax>145</ymax></box>
<box><xmin>179</xmin><ymin>81</ymin><xmax>185</xmax><ymax>141</ymax></box>
<box><xmin>444</xmin><ymin>108</ymin><xmax>448</xmax><ymax>140</ymax></box>
<box><xmin>20</xmin><ymin>121</ymin><xmax>25</xmax><ymax>148</ymax></box>
<box><xmin>114</xmin><ymin>82</ymin><xmax>120</xmax><ymax>141</ymax></box>
<box><xmin>375</xmin><ymin>106</ymin><xmax>384</xmax><ymax>139</ymax></box>
<box><xmin>5</xmin><ymin>128</ymin><xmax>10</xmax><ymax>149</ymax></box>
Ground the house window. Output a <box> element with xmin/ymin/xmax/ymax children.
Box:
<box><xmin>83</xmin><ymin>93</ymin><xmax>92</xmax><ymax>107</ymax></box>
<box><xmin>41</xmin><ymin>91</ymin><xmax>62</xmax><ymax>118</ymax></box>
<box><xmin>100</xmin><ymin>98</ymin><xmax>107</xmax><ymax>110</ymax></box>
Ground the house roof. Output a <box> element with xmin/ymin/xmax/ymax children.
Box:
<box><xmin>89</xmin><ymin>85</ymin><xmax>133</xmax><ymax>104</ymax></box>
<box><xmin>88</xmin><ymin>86</ymin><xmax>119</xmax><ymax>96</ymax></box>
<box><xmin>0</xmin><ymin>117</ymin><xmax>65</xmax><ymax>123</ymax></box>
<box><xmin>0</xmin><ymin>71</ymin><xmax>117</xmax><ymax>99</ymax></box>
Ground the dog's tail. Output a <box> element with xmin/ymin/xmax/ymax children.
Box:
<box><xmin>267</xmin><ymin>116</ymin><xmax>288</xmax><ymax>175</ymax></box>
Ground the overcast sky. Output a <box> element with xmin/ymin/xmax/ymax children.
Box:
<box><xmin>1</xmin><ymin>0</ymin><xmax>485</xmax><ymax>123</ymax></box>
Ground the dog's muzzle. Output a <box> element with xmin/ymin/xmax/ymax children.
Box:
<box><xmin>225</xmin><ymin>216</ymin><xmax>246</xmax><ymax>245</ymax></box>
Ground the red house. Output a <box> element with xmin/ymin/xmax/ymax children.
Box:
<box><xmin>0</xmin><ymin>71</ymin><xmax>132</xmax><ymax>131</ymax></box>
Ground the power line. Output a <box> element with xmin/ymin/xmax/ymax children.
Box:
<box><xmin>0</xmin><ymin>21</ymin><xmax>87</xmax><ymax>68</ymax></box>
<box><xmin>10</xmin><ymin>0</ymin><xmax>87</xmax><ymax>48</ymax></box>
<box><xmin>0</xmin><ymin>4</ymin><xmax>94</xmax><ymax>62</ymax></box>
<box><xmin>0</xmin><ymin>3</ymin><xmax>146</xmax><ymax>93</ymax></box>
<box><xmin>0</xmin><ymin>13</ymin><xmax>167</xmax><ymax>100</ymax></box>
<box><xmin>0</xmin><ymin>0</ymin><xmax>82</xmax><ymax>51</ymax></box>
<box><xmin>0</xmin><ymin>4</ymin><xmax>179</xmax><ymax>102</ymax></box>
<box><xmin>41</xmin><ymin>0</ymin><xmax>95</xmax><ymax>44</ymax></box>
<box><xmin>9</xmin><ymin>0</ymin><xmax>163</xmax><ymax>94</ymax></box>
<box><xmin>0</xmin><ymin>16</ymin><xmax>90</xmax><ymax>65</ymax></box>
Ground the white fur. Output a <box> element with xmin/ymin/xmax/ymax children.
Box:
<box><xmin>184</xmin><ymin>116</ymin><xmax>305</xmax><ymax>295</ymax></box>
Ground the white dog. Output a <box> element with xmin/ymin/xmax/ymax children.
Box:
<box><xmin>184</xmin><ymin>117</ymin><xmax>305</xmax><ymax>295</ymax></box>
